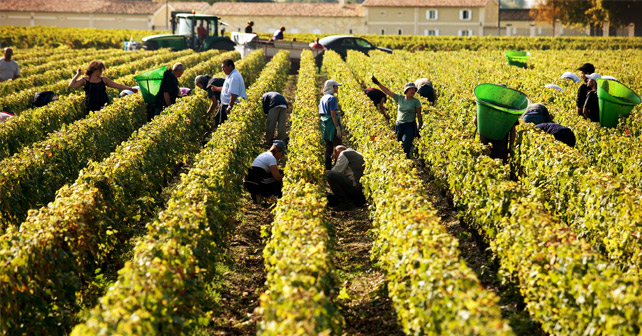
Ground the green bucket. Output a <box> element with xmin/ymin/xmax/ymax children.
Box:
<box><xmin>596</xmin><ymin>78</ymin><xmax>641</xmax><ymax>128</ymax></box>
<box><xmin>505</xmin><ymin>50</ymin><xmax>530</xmax><ymax>68</ymax></box>
<box><xmin>474</xmin><ymin>83</ymin><xmax>530</xmax><ymax>140</ymax></box>
<box><xmin>134</xmin><ymin>65</ymin><xmax>168</xmax><ymax>104</ymax></box>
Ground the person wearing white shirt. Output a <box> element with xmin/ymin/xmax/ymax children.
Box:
<box><xmin>210</xmin><ymin>58</ymin><xmax>246</xmax><ymax>127</ymax></box>
<box><xmin>0</xmin><ymin>47</ymin><xmax>20</xmax><ymax>82</ymax></box>
<box><xmin>327</xmin><ymin>146</ymin><xmax>366</xmax><ymax>210</ymax></box>
<box><xmin>244</xmin><ymin>140</ymin><xmax>286</xmax><ymax>204</ymax></box>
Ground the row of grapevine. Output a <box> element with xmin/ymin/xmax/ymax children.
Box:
<box><xmin>69</xmin><ymin>49</ymin><xmax>277</xmax><ymax>335</ymax></box>
<box><xmin>249</xmin><ymin>32</ymin><xmax>642</xmax><ymax>51</ymax></box>
<box><xmin>258</xmin><ymin>49</ymin><xmax>343</xmax><ymax>335</ymax></box>
<box><xmin>0</xmin><ymin>50</ymin><xmax>267</xmax><ymax>335</ymax></box>
<box><xmin>325</xmin><ymin>49</ymin><xmax>514</xmax><ymax>335</ymax></box>
<box><xmin>0</xmin><ymin>48</ymin><xmax>144</xmax><ymax>95</ymax></box>
<box><xmin>15</xmin><ymin>47</ymin><xmax>91</xmax><ymax>67</ymax></box>
<box><xmin>514</xmin><ymin>125</ymin><xmax>642</xmax><ymax>275</ymax></box>
<box><xmin>0</xmin><ymin>48</ymin><xmax>195</xmax><ymax>114</ymax></box>
<box><xmin>0</xmin><ymin>26</ymin><xmax>164</xmax><ymax>49</ymax></box>
<box><xmin>355</xmin><ymin>49</ymin><xmax>642</xmax><ymax>335</ymax></box>
<box><xmin>18</xmin><ymin>48</ymin><xmax>126</xmax><ymax>73</ymax></box>
<box><xmin>0</xmin><ymin>48</ymin><xmax>210</xmax><ymax>160</ymax></box>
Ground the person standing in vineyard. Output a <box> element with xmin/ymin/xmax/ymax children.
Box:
<box><xmin>582</xmin><ymin>73</ymin><xmax>601</xmax><ymax>123</ymax></box>
<box><xmin>68</xmin><ymin>60</ymin><xmax>137</xmax><ymax>114</ymax></box>
<box><xmin>154</xmin><ymin>63</ymin><xmax>184</xmax><ymax>116</ymax></box>
<box><xmin>0</xmin><ymin>47</ymin><xmax>20</xmax><ymax>82</ymax></box>
<box><xmin>319</xmin><ymin>79</ymin><xmax>343</xmax><ymax>170</ymax></box>
<box><xmin>576</xmin><ymin>63</ymin><xmax>595</xmax><ymax>116</ymax></box>
<box><xmin>371</xmin><ymin>75</ymin><xmax>422</xmax><ymax>158</ymax></box>
<box><xmin>209</xmin><ymin>58</ymin><xmax>246</xmax><ymax>128</ymax></box>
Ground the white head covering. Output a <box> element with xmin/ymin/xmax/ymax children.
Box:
<box><xmin>545</xmin><ymin>84</ymin><xmax>563</xmax><ymax>91</ymax></box>
<box><xmin>323</xmin><ymin>79</ymin><xmax>342</xmax><ymax>95</ymax></box>
<box><xmin>602</xmin><ymin>75</ymin><xmax>618</xmax><ymax>81</ymax></box>
<box><xmin>561</xmin><ymin>71</ymin><xmax>580</xmax><ymax>83</ymax></box>
<box><xmin>586</xmin><ymin>73</ymin><xmax>602</xmax><ymax>80</ymax></box>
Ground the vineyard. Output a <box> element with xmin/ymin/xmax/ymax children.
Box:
<box><xmin>1</xmin><ymin>35</ymin><xmax>642</xmax><ymax>336</ymax></box>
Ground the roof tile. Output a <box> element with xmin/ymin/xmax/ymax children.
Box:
<box><xmin>0</xmin><ymin>0</ymin><xmax>163</xmax><ymax>15</ymax></box>
<box><xmin>205</xmin><ymin>2</ymin><xmax>363</xmax><ymax>18</ymax></box>
<box><xmin>361</xmin><ymin>0</ymin><xmax>491</xmax><ymax>7</ymax></box>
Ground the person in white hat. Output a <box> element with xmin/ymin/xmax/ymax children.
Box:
<box><xmin>582</xmin><ymin>73</ymin><xmax>601</xmax><ymax>123</ymax></box>
<box><xmin>319</xmin><ymin>79</ymin><xmax>343</xmax><ymax>170</ymax></box>
<box><xmin>371</xmin><ymin>75</ymin><xmax>423</xmax><ymax>158</ymax></box>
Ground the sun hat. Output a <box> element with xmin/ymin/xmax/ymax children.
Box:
<box><xmin>586</xmin><ymin>73</ymin><xmax>602</xmax><ymax>80</ymax></box>
<box><xmin>545</xmin><ymin>84</ymin><xmax>563</xmax><ymax>91</ymax></box>
<box><xmin>560</xmin><ymin>72</ymin><xmax>580</xmax><ymax>83</ymax></box>
<box><xmin>577</xmin><ymin>63</ymin><xmax>595</xmax><ymax>73</ymax></box>
<box><xmin>323</xmin><ymin>80</ymin><xmax>342</xmax><ymax>95</ymax></box>
<box><xmin>602</xmin><ymin>75</ymin><xmax>618</xmax><ymax>81</ymax></box>
<box><xmin>403</xmin><ymin>82</ymin><xmax>417</xmax><ymax>94</ymax></box>
<box><xmin>273</xmin><ymin>140</ymin><xmax>287</xmax><ymax>153</ymax></box>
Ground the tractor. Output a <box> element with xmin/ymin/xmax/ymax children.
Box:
<box><xmin>142</xmin><ymin>13</ymin><xmax>235</xmax><ymax>52</ymax></box>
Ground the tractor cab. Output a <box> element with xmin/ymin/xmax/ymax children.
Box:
<box><xmin>142</xmin><ymin>13</ymin><xmax>235</xmax><ymax>51</ymax></box>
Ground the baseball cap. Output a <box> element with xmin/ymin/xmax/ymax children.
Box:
<box><xmin>273</xmin><ymin>140</ymin><xmax>287</xmax><ymax>153</ymax></box>
<box><xmin>577</xmin><ymin>63</ymin><xmax>595</xmax><ymax>73</ymax></box>
<box><xmin>403</xmin><ymin>82</ymin><xmax>417</xmax><ymax>94</ymax></box>
<box><xmin>586</xmin><ymin>73</ymin><xmax>602</xmax><ymax>80</ymax></box>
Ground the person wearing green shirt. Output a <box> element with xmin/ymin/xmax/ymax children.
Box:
<box><xmin>372</xmin><ymin>76</ymin><xmax>423</xmax><ymax>157</ymax></box>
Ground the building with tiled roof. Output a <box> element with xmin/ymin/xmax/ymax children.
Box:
<box><xmin>206</xmin><ymin>1</ymin><xmax>366</xmax><ymax>35</ymax></box>
<box><xmin>0</xmin><ymin>0</ymin><xmax>210</xmax><ymax>30</ymax></box>
<box><xmin>499</xmin><ymin>8</ymin><xmax>586</xmax><ymax>37</ymax></box>
<box><xmin>362</xmin><ymin>0</ymin><xmax>499</xmax><ymax>36</ymax></box>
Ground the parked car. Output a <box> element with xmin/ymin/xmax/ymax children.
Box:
<box><xmin>315</xmin><ymin>35</ymin><xmax>392</xmax><ymax>60</ymax></box>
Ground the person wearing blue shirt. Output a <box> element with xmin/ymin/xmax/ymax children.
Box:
<box><xmin>319</xmin><ymin>79</ymin><xmax>342</xmax><ymax>170</ymax></box>
<box><xmin>209</xmin><ymin>58</ymin><xmax>246</xmax><ymax>127</ymax></box>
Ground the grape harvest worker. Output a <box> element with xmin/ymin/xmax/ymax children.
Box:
<box><xmin>371</xmin><ymin>75</ymin><xmax>423</xmax><ymax>158</ymax></box>
<box><xmin>270</xmin><ymin>26</ymin><xmax>285</xmax><ymax>42</ymax></box>
<box><xmin>473</xmin><ymin>114</ymin><xmax>517</xmax><ymax>164</ymax></box>
<box><xmin>195</xmin><ymin>75</ymin><xmax>225</xmax><ymax>116</ymax></box>
<box><xmin>153</xmin><ymin>63</ymin><xmax>185</xmax><ymax>118</ymax></box>
<box><xmin>68</xmin><ymin>60</ymin><xmax>137</xmax><ymax>114</ymax></box>
<box><xmin>33</xmin><ymin>91</ymin><xmax>59</xmax><ymax>108</ymax></box>
<box><xmin>576</xmin><ymin>63</ymin><xmax>595</xmax><ymax>117</ymax></box>
<box><xmin>0</xmin><ymin>111</ymin><xmax>14</xmax><ymax>123</ymax></box>
<box><xmin>415</xmin><ymin>78</ymin><xmax>436</xmax><ymax>103</ymax></box>
<box><xmin>245</xmin><ymin>21</ymin><xmax>254</xmax><ymax>33</ymax></box>
<box><xmin>364</xmin><ymin>87</ymin><xmax>388</xmax><ymax>120</ymax></box>
<box><xmin>520</xmin><ymin>103</ymin><xmax>552</xmax><ymax>125</ymax></box>
<box><xmin>261</xmin><ymin>92</ymin><xmax>288</xmax><ymax>143</ymax></box>
<box><xmin>535</xmin><ymin>122</ymin><xmax>576</xmax><ymax>148</ymax></box>
<box><xmin>582</xmin><ymin>73</ymin><xmax>601</xmax><ymax>123</ymax></box>
<box><xmin>209</xmin><ymin>58</ymin><xmax>246</xmax><ymax>128</ymax></box>
<box><xmin>0</xmin><ymin>47</ymin><xmax>20</xmax><ymax>82</ymax></box>
<box><xmin>244</xmin><ymin>140</ymin><xmax>286</xmax><ymax>204</ymax></box>
<box><xmin>319</xmin><ymin>79</ymin><xmax>343</xmax><ymax>170</ymax></box>
<box><xmin>327</xmin><ymin>145</ymin><xmax>366</xmax><ymax>211</ymax></box>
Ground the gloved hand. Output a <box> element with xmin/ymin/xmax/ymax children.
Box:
<box><xmin>371</xmin><ymin>75</ymin><xmax>380</xmax><ymax>86</ymax></box>
<box><xmin>335</xmin><ymin>127</ymin><xmax>342</xmax><ymax>138</ymax></box>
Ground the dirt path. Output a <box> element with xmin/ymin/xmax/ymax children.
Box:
<box><xmin>414</xmin><ymin>161</ymin><xmax>546</xmax><ymax>336</ymax></box>
<box><xmin>328</xmin><ymin>206</ymin><xmax>404</xmax><ymax>336</ymax></box>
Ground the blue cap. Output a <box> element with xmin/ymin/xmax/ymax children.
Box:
<box><xmin>273</xmin><ymin>140</ymin><xmax>287</xmax><ymax>154</ymax></box>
